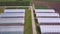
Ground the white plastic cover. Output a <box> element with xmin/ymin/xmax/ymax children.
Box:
<box><xmin>36</xmin><ymin>13</ymin><xmax>59</xmax><ymax>17</ymax></box>
<box><xmin>38</xmin><ymin>18</ymin><xmax>60</xmax><ymax>23</ymax></box>
<box><xmin>35</xmin><ymin>9</ymin><xmax>55</xmax><ymax>13</ymax></box>
<box><xmin>0</xmin><ymin>18</ymin><xmax>24</xmax><ymax>24</ymax></box>
<box><xmin>4</xmin><ymin>9</ymin><xmax>25</xmax><ymax>13</ymax></box>
<box><xmin>40</xmin><ymin>25</ymin><xmax>60</xmax><ymax>33</ymax></box>
<box><xmin>0</xmin><ymin>13</ymin><xmax>25</xmax><ymax>18</ymax></box>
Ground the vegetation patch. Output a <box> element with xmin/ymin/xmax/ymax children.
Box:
<box><xmin>0</xmin><ymin>0</ymin><xmax>32</xmax><ymax>6</ymax></box>
<box><xmin>0</xmin><ymin>1</ymin><xmax>30</xmax><ymax>6</ymax></box>
<box><xmin>24</xmin><ymin>9</ymin><xmax>33</xmax><ymax>34</ymax></box>
<box><xmin>0</xmin><ymin>0</ymin><xmax>17</xmax><ymax>2</ymax></box>
<box><xmin>0</xmin><ymin>7</ymin><xmax>4</xmax><ymax>13</ymax></box>
<box><xmin>35</xmin><ymin>4</ymin><xmax>48</xmax><ymax>9</ymax></box>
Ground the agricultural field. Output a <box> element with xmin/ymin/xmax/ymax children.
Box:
<box><xmin>0</xmin><ymin>0</ymin><xmax>31</xmax><ymax>2</ymax></box>
<box><xmin>0</xmin><ymin>0</ymin><xmax>32</xmax><ymax>6</ymax></box>
<box><xmin>41</xmin><ymin>0</ymin><xmax>60</xmax><ymax>2</ymax></box>
<box><xmin>35</xmin><ymin>4</ymin><xmax>48</xmax><ymax>9</ymax></box>
<box><xmin>0</xmin><ymin>0</ymin><xmax>17</xmax><ymax>2</ymax></box>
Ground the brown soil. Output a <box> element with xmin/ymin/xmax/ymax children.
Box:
<box><xmin>40</xmin><ymin>2</ymin><xmax>60</xmax><ymax>13</ymax></box>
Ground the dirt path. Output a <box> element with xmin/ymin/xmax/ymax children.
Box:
<box><xmin>30</xmin><ymin>6</ymin><xmax>37</xmax><ymax>34</ymax></box>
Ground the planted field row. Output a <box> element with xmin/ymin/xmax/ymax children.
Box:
<box><xmin>0</xmin><ymin>1</ymin><xmax>30</xmax><ymax>6</ymax></box>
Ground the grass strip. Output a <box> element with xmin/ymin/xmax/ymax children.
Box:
<box><xmin>24</xmin><ymin>9</ymin><xmax>33</xmax><ymax>34</ymax></box>
<box><xmin>0</xmin><ymin>7</ymin><xmax>4</xmax><ymax>13</ymax></box>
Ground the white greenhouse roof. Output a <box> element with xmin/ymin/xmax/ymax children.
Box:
<box><xmin>40</xmin><ymin>25</ymin><xmax>60</xmax><ymax>33</ymax></box>
<box><xmin>37</xmin><ymin>18</ymin><xmax>60</xmax><ymax>23</ymax></box>
<box><xmin>4</xmin><ymin>9</ymin><xmax>25</xmax><ymax>13</ymax></box>
<box><xmin>0</xmin><ymin>18</ymin><xmax>24</xmax><ymax>24</ymax></box>
<box><xmin>36</xmin><ymin>13</ymin><xmax>59</xmax><ymax>17</ymax></box>
<box><xmin>0</xmin><ymin>13</ymin><xmax>25</xmax><ymax>18</ymax></box>
<box><xmin>35</xmin><ymin>9</ymin><xmax>55</xmax><ymax>13</ymax></box>
<box><xmin>0</xmin><ymin>26</ymin><xmax>24</xmax><ymax>34</ymax></box>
